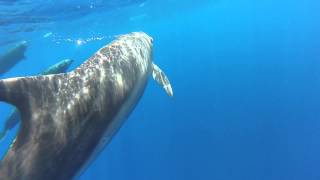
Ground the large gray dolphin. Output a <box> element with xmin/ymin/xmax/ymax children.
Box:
<box><xmin>0</xmin><ymin>41</ymin><xmax>28</xmax><ymax>75</ymax></box>
<box><xmin>0</xmin><ymin>59</ymin><xmax>74</xmax><ymax>140</ymax></box>
<box><xmin>0</xmin><ymin>32</ymin><xmax>173</xmax><ymax>180</ymax></box>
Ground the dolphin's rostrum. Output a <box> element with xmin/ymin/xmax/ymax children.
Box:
<box><xmin>0</xmin><ymin>32</ymin><xmax>172</xmax><ymax>180</ymax></box>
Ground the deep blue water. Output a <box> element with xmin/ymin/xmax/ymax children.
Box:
<box><xmin>0</xmin><ymin>0</ymin><xmax>320</xmax><ymax>179</ymax></box>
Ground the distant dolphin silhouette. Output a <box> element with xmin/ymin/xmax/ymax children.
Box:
<box><xmin>0</xmin><ymin>59</ymin><xmax>74</xmax><ymax>140</ymax></box>
<box><xmin>0</xmin><ymin>41</ymin><xmax>28</xmax><ymax>75</ymax></box>
<box><xmin>0</xmin><ymin>32</ymin><xmax>173</xmax><ymax>180</ymax></box>
<box><xmin>40</xmin><ymin>59</ymin><xmax>74</xmax><ymax>75</ymax></box>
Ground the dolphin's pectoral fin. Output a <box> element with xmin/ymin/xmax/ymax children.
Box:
<box><xmin>0</xmin><ymin>130</ymin><xmax>6</xmax><ymax>141</ymax></box>
<box><xmin>151</xmin><ymin>63</ymin><xmax>173</xmax><ymax>97</ymax></box>
<box><xmin>0</xmin><ymin>109</ymin><xmax>21</xmax><ymax>141</ymax></box>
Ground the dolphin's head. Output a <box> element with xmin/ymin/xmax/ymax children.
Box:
<box><xmin>132</xmin><ymin>32</ymin><xmax>153</xmax><ymax>49</ymax></box>
<box><xmin>41</xmin><ymin>59</ymin><xmax>74</xmax><ymax>75</ymax></box>
<box><xmin>118</xmin><ymin>32</ymin><xmax>153</xmax><ymax>54</ymax></box>
<box><xmin>17</xmin><ymin>40</ymin><xmax>28</xmax><ymax>52</ymax></box>
<box><xmin>117</xmin><ymin>32</ymin><xmax>154</xmax><ymax>74</ymax></box>
<box><xmin>18</xmin><ymin>40</ymin><xmax>27</xmax><ymax>47</ymax></box>
<box><xmin>61</xmin><ymin>59</ymin><xmax>74</xmax><ymax>67</ymax></box>
<box><xmin>57</xmin><ymin>59</ymin><xmax>74</xmax><ymax>72</ymax></box>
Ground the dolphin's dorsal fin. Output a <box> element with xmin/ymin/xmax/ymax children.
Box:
<box><xmin>2</xmin><ymin>77</ymin><xmax>37</xmax><ymax>108</ymax></box>
<box><xmin>151</xmin><ymin>63</ymin><xmax>173</xmax><ymax>97</ymax></box>
<box><xmin>0</xmin><ymin>75</ymin><xmax>61</xmax><ymax>121</ymax></box>
<box><xmin>0</xmin><ymin>74</ymin><xmax>66</xmax><ymax>148</ymax></box>
<box><xmin>0</xmin><ymin>77</ymin><xmax>31</xmax><ymax>109</ymax></box>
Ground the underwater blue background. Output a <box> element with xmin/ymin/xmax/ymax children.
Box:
<box><xmin>0</xmin><ymin>0</ymin><xmax>320</xmax><ymax>179</ymax></box>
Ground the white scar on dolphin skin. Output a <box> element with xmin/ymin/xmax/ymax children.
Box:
<box><xmin>0</xmin><ymin>32</ymin><xmax>173</xmax><ymax>180</ymax></box>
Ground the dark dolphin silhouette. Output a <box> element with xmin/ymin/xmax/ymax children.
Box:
<box><xmin>0</xmin><ymin>41</ymin><xmax>28</xmax><ymax>75</ymax></box>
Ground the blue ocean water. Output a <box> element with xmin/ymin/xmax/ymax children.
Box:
<box><xmin>0</xmin><ymin>0</ymin><xmax>320</xmax><ymax>179</ymax></box>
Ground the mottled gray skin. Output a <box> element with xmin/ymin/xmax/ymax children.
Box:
<box><xmin>0</xmin><ymin>59</ymin><xmax>74</xmax><ymax>140</ymax></box>
<box><xmin>0</xmin><ymin>41</ymin><xmax>27</xmax><ymax>75</ymax></box>
<box><xmin>0</xmin><ymin>32</ymin><xmax>153</xmax><ymax>180</ymax></box>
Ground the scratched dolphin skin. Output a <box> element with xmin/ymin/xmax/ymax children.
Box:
<box><xmin>0</xmin><ymin>32</ymin><xmax>172</xmax><ymax>180</ymax></box>
<box><xmin>0</xmin><ymin>59</ymin><xmax>74</xmax><ymax>140</ymax></box>
<box><xmin>0</xmin><ymin>41</ymin><xmax>28</xmax><ymax>75</ymax></box>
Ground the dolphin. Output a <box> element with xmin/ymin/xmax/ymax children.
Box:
<box><xmin>40</xmin><ymin>59</ymin><xmax>74</xmax><ymax>75</ymax></box>
<box><xmin>0</xmin><ymin>32</ymin><xmax>173</xmax><ymax>180</ymax></box>
<box><xmin>0</xmin><ymin>59</ymin><xmax>74</xmax><ymax>140</ymax></box>
<box><xmin>0</xmin><ymin>41</ymin><xmax>28</xmax><ymax>75</ymax></box>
